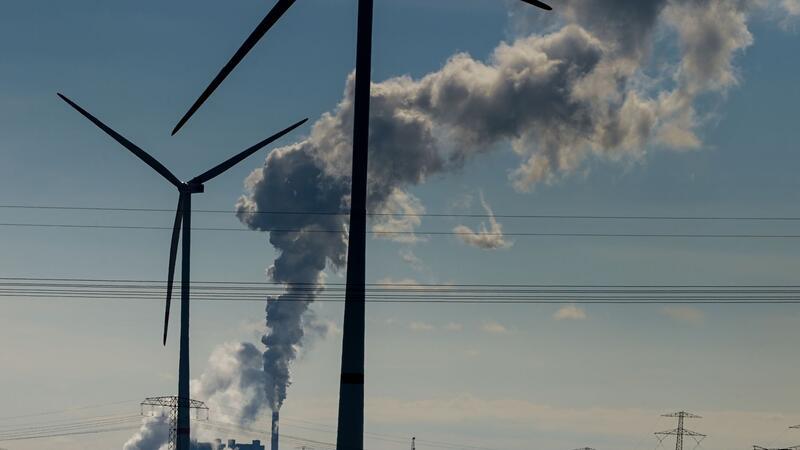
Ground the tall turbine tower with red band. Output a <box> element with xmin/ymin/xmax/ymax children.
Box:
<box><xmin>170</xmin><ymin>2</ymin><xmax>553</xmax><ymax>450</ymax></box>
<box><xmin>58</xmin><ymin>93</ymin><xmax>306</xmax><ymax>450</ymax></box>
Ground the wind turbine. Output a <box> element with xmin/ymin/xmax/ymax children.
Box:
<box><xmin>169</xmin><ymin>2</ymin><xmax>553</xmax><ymax>450</ymax></box>
<box><xmin>57</xmin><ymin>93</ymin><xmax>306</xmax><ymax>450</ymax></box>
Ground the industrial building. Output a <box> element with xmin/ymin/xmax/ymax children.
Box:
<box><xmin>194</xmin><ymin>439</ymin><xmax>265</xmax><ymax>450</ymax></box>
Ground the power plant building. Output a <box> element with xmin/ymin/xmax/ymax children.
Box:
<box><xmin>194</xmin><ymin>439</ymin><xmax>265</xmax><ymax>450</ymax></box>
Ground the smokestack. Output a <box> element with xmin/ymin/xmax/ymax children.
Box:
<box><xmin>271</xmin><ymin>410</ymin><xmax>279</xmax><ymax>450</ymax></box>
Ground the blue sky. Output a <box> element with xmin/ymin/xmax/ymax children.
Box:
<box><xmin>2</xmin><ymin>1</ymin><xmax>800</xmax><ymax>450</ymax></box>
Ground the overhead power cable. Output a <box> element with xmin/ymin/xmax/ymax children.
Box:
<box><xmin>203</xmin><ymin>405</ymin><xmax>496</xmax><ymax>450</ymax></box>
<box><xmin>0</xmin><ymin>414</ymin><xmax>141</xmax><ymax>442</ymax></box>
<box><xmin>5</xmin><ymin>294</ymin><xmax>800</xmax><ymax>304</ymax></box>
<box><xmin>0</xmin><ymin>425</ymin><xmax>141</xmax><ymax>442</ymax></box>
<box><xmin>0</xmin><ymin>399</ymin><xmax>138</xmax><ymax>421</ymax></box>
<box><xmin>2</xmin><ymin>221</ymin><xmax>800</xmax><ymax>239</ymax></box>
<box><xmin>3</xmin><ymin>203</ymin><xmax>800</xmax><ymax>221</ymax></box>
<box><xmin>0</xmin><ymin>402</ymin><xmax>499</xmax><ymax>450</ymax></box>
<box><xmin>2</xmin><ymin>278</ymin><xmax>800</xmax><ymax>304</ymax></box>
<box><xmin>6</xmin><ymin>277</ymin><xmax>800</xmax><ymax>288</ymax></box>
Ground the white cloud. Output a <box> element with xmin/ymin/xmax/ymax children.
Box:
<box><xmin>315</xmin><ymin>319</ymin><xmax>342</xmax><ymax>337</ymax></box>
<box><xmin>481</xmin><ymin>321</ymin><xmax>510</xmax><ymax>334</ymax></box>
<box><xmin>375</xmin><ymin>277</ymin><xmax>424</xmax><ymax>288</ymax></box>
<box><xmin>405</xmin><ymin>321</ymin><xmax>463</xmax><ymax>332</ymax></box>
<box><xmin>784</xmin><ymin>0</ymin><xmax>800</xmax><ymax>15</ymax></box>
<box><xmin>453</xmin><ymin>192</ymin><xmax>512</xmax><ymax>250</ymax></box>
<box><xmin>449</xmin><ymin>192</ymin><xmax>474</xmax><ymax>211</ymax></box>
<box><xmin>444</xmin><ymin>322</ymin><xmax>464</xmax><ymax>332</ymax></box>
<box><xmin>661</xmin><ymin>306</ymin><xmax>704</xmax><ymax>324</ymax></box>
<box><xmin>238</xmin><ymin>318</ymin><xmax>265</xmax><ymax>341</ymax></box>
<box><xmin>399</xmin><ymin>248</ymin><xmax>425</xmax><ymax>271</ymax></box>
<box><xmin>779</xmin><ymin>0</ymin><xmax>800</xmax><ymax>28</ymax></box>
<box><xmin>463</xmin><ymin>348</ymin><xmax>481</xmax><ymax>358</ymax></box>
<box><xmin>371</xmin><ymin>189</ymin><xmax>425</xmax><ymax>243</ymax></box>
<box><xmin>553</xmin><ymin>305</ymin><xmax>588</xmax><ymax>321</ymax></box>
<box><xmin>409</xmin><ymin>321</ymin><xmax>435</xmax><ymax>332</ymax></box>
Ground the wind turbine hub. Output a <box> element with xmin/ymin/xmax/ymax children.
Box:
<box><xmin>185</xmin><ymin>182</ymin><xmax>205</xmax><ymax>194</ymax></box>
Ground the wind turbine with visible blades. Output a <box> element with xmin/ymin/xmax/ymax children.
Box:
<box><xmin>57</xmin><ymin>93</ymin><xmax>306</xmax><ymax>450</ymax></box>
<box><xmin>169</xmin><ymin>2</ymin><xmax>553</xmax><ymax>450</ymax></box>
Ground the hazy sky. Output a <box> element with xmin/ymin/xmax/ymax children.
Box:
<box><xmin>2</xmin><ymin>1</ymin><xmax>800</xmax><ymax>450</ymax></box>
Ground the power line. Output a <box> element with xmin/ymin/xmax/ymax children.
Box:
<box><xmin>0</xmin><ymin>415</ymin><xmax>139</xmax><ymax>436</ymax></box>
<box><xmin>0</xmin><ymin>401</ymin><xmax>498</xmax><ymax>450</ymax></box>
<box><xmin>3</xmin><ymin>203</ymin><xmax>800</xmax><ymax>221</ymax></box>
<box><xmin>3</xmin><ymin>279</ymin><xmax>800</xmax><ymax>303</ymax></box>
<box><xmin>4</xmin><ymin>278</ymin><xmax>800</xmax><ymax>289</ymax></box>
<box><xmin>0</xmin><ymin>399</ymin><xmax>138</xmax><ymax>421</ymax></box>
<box><xmin>5</xmin><ymin>278</ymin><xmax>800</xmax><ymax>291</ymax></box>
<box><xmin>7</xmin><ymin>287</ymin><xmax>800</xmax><ymax>298</ymax></box>
<box><xmin>0</xmin><ymin>414</ymin><xmax>138</xmax><ymax>434</ymax></box>
<box><xmin>6</xmin><ymin>276</ymin><xmax>800</xmax><ymax>288</ymax></box>
<box><xmin>0</xmin><ymin>424</ymin><xmax>141</xmax><ymax>442</ymax></box>
<box><xmin>2</xmin><ymin>221</ymin><xmax>800</xmax><ymax>239</ymax></box>
<box><xmin>209</xmin><ymin>403</ymin><xmax>507</xmax><ymax>450</ymax></box>
<box><xmin>0</xmin><ymin>415</ymin><xmax>142</xmax><ymax>442</ymax></box>
<box><xmin>5</xmin><ymin>294</ymin><xmax>800</xmax><ymax>304</ymax></box>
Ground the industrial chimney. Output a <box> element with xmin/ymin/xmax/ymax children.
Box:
<box><xmin>271</xmin><ymin>410</ymin><xmax>279</xmax><ymax>450</ymax></box>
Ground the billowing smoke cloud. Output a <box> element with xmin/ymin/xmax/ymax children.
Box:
<box><xmin>235</xmin><ymin>146</ymin><xmax>347</xmax><ymax>415</ymax></box>
<box><xmin>453</xmin><ymin>193</ymin><xmax>511</xmax><ymax>250</ymax></box>
<box><xmin>190</xmin><ymin>0</ymin><xmax>779</xmax><ymax>426</ymax></box>
<box><xmin>191</xmin><ymin>342</ymin><xmax>267</xmax><ymax>424</ymax></box>
<box><xmin>784</xmin><ymin>0</ymin><xmax>800</xmax><ymax>15</ymax></box>
<box><xmin>123</xmin><ymin>413</ymin><xmax>168</xmax><ymax>450</ymax></box>
<box><xmin>122</xmin><ymin>409</ymin><xmax>216</xmax><ymax>449</ymax></box>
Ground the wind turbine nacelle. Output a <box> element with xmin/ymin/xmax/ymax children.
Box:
<box><xmin>187</xmin><ymin>183</ymin><xmax>205</xmax><ymax>193</ymax></box>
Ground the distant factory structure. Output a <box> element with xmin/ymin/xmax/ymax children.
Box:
<box><xmin>195</xmin><ymin>439</ymin><xmax>265</xmax><ymax>450</ymax></box>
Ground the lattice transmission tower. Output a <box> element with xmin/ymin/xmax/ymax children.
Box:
<box><xmin>655</xmin><ymin>411</ymin><xmax>706</xmax><ymax>450</ymax></box>
<box><xmin>140</xmin><ymin>396</ymin><xmax>209</xmax><ymax>450</ymax></box>
<box><xmin>751</xmin><ymin>423</ymin><xmax>800</xmax><ymax>450</ymax></box>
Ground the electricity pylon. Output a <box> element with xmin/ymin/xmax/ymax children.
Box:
<box><xmin>753</xmin><ymin>446</ymin><xmax>800</xmax><ymax>450</ymax></box>
<box><xmin>140</xmin><ymin>396</ymin><xmax>209</xmax><ymax>450</ymax></box>
<box><xmin>655</xmin><ymin>411</ymin><xmax>706</xmax><ymax>450</ymax></box>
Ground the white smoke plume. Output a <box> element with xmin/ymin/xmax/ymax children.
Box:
<box><xmin>235</xmin><ymin>146</ymin><xmax>347</xmax><ymax>414</ymax></box>
<box><xmin>191</xmin><ymin>342</ymin><xmax>267</xmax><ymax>425</ymax></box>
<box><xmin>123</xmin><ymin>413</ymin><xmax>169</xmax><ymax>450</ymax></box>
<box><xmin>193</xmin><ymin>0</ymin><xmax>778</xmax><ymax>425</ymax></box>
<box><xmin>370</xmin><ymin>188</ymin><xmax>425</xmax><ymax>243</ymax></box>
<box><xmin>453</xmin><ymin>192</ymin><xmax>511</xmax><ymax>250</ymax></box>
<box><xmin>784</xmin><ymin>0</ymin><xmax>800</xmax><ymax>15</ymax></box>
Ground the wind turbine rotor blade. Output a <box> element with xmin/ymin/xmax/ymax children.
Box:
<box><xmin>190</xmin><ymin>118</ymin><xmax>308</xmax><ymax>185</ymax></box>
<box><xmin>163</xmin><ymin>196</ymin><xmax>183</xmax><ymax>346</ymax></box>
<box><xmin>518</xmin><ymin>0</ymin><xmax>552</xmax><ymax>10</ymax></box>
<box><xmin>171</xmin><ymin>0</ymin><xmax>298</xmax><ymax>136</ymax></box>
<box><xmin>57</xmin><ymin>93</ymin><xmax>183</xmax><ymax>189</ymax></box>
